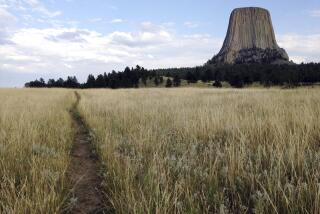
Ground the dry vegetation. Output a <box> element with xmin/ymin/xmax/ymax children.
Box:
<box><xmin>78</xmin><ymin>88</ymin><xmax>320</xmax><ymax>214</ymax></box>
<box><xmin>0</xmin><ymin>89</ymin><xmax>74</xmax><ymax>213</ymax></box>
<box><xmin>1</xmin><ymin>88</ymin><xmax>319</xmax><ymax>213</ymax></box>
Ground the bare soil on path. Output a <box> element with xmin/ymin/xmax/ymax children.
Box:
<box><xmin>64</xmin><ymin>92</ymin><xmax>110</xmax><ymax>214</ymax></box>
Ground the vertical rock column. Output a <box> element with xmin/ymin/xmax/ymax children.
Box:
<box><xmin>210</xmin><ymin>7</ymin><xmax>289</xmax><ymax>64</ymax></box>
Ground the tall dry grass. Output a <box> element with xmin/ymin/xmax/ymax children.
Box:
<box><xmin>79</xmin><ymin>88</ymin><xmax>320</xmax><ymax>214</ymax></box>
<box><xmin>0</xmin><ymin>89</ymin><xmax>74</xmax><ymax>213</ymax></box>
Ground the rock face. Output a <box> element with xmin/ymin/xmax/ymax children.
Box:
<box><xmin>210</xmin><ymin>7</ymin><xmax>289</xmax><ymax>64</ymax></box>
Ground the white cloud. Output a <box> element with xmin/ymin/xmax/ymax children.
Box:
<box><xmin>109</xmin><ymin>30</ymin><xmax>172</xmax><ymax>47</ymax></box>
<box><xmin>290</xmin><ymin>56</ymin><xmax>306</xmax><ymax>63</ymax></box>
<box><xmin>0</xmin><ymin>7</ymin><xmax>16</xmax><ymax>23</ymax></box>
<box><xmin>277</xmin><ymin>34</ymin><xmax>320</xmax><ymax>62</ymax></box>
<box><xmin>0</xmin><ymin>7</ymin><xmax>16</xmax><ymax>44</ymax></box>
<box><xmin>184</xmin><ymin>21</ymin><xmax>199</xmax><ymax>28</ymax></box>
<box><xmin>0</xmin><ymin>22</ymin><xmax>223</xmax><ymax>82</ymax></box>
<box><xmin>1</xmin><ymin>0</ymin><xmax>61</xmax><ymax>17</ymax></box>
<box><xmin>162</xmin><ymin>22</ymin><xmax>175</xmax><ymax>27</ymax></box>
<box><xmin>110</xmin><ymin>18</ymin><xmax>124</xmax><ymax>24</ymax></box>
<box><xmin>35</xmin><ymin>7</ymin><xmax>61</xmax><ymax>17</ymax></box>
<box><xmin>309</xmin><ymin>10</ymin><xmax>320</xmax><ymax>17</ymax></box>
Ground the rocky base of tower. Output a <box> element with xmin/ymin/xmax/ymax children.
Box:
<box><xmin>209</xmin><ymin>48</ymin><xmax>289</xmax><ymax>65</ymax></box>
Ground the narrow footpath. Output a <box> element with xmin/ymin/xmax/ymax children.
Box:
<box><xmin>64</xmin><ymin>91</ymin><xmax>107</xmax><ymax>214</ymax></box>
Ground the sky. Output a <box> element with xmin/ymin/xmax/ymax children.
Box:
<box><xmin>0</xmin><ymin>0</ymin><xmax>320</xmax><ymax>87</ymax></box>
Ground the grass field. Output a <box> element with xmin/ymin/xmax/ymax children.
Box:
<box><xmin>1</xmin><ymin>88</ymin><xmax>320</xmax><ymax>213</ymax></box>
<box><xmin>78</xmin><ymin>88</ymin><xmax>320</xmax><ymax>214</ymax></box>
<box><xmin>0</xmin><ymin>89</ymin><xmax>74</xmax><ymax>213</ymax></box>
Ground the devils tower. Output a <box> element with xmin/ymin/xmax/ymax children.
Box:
<box><xmin>209</xmin><ymin>7</ymin><xmax>289</xmax><ymax>64</ymax></box>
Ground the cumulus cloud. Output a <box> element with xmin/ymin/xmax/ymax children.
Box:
<box><xmin>109</xmin><ymin>30</ymin><xmax>172</xmax><ymax>47</ymax></box>
<box><xmin>46</xmin><ymin>29</ymin><xmax>91</xmax><ymax>42</ymax></box>
<box><xmin>278</xmin><ymin>34</ymin><xmax>320</xmax><ymax>63</ymax></box>
<box><xmin>0</xmin><ymin>22</ymin><xmax>223</xmax><ymax>83</ymax></box>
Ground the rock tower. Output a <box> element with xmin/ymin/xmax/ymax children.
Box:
<box><xmin>209</xmin><ymin>7</ymin><xmax>289</xmax><ymax>64</ymax></box>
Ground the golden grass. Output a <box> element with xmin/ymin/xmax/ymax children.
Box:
<box><xmin>78</xmin><ymin>88</ymin><xmax>320</xmax><ymax>214</ymax></box>
<box><xmin>0</xmin><ymin>89</ymin><xmax>74</xmax><ymax>213</ymax></box>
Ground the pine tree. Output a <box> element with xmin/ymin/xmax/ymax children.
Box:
<box><xmin>96</xmin><ymin>74</ymin><xmax>105</xmax><ymax>88</ymax></box>
<box><xmin>154</xmin><ymin>77</ymin><xmax>160</xmax><ymax>86</ymax></box>
<box><xmin>173</xmin><ymin>75</ymin><xmax>181</xmax><ymax>87</ymax></box>
<box><xmin>86</xmin><ymin>74</ymin><xmax>96</xmax><ymax>88</ymax></box>
<box><xmin>165</xmin><ymin>78</ymin><xmax>173</xmax><ymax>88</ymax></box>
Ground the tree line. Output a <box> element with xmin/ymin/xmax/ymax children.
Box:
<box><xmin>26</xmin><ymin>66</ymin><xmax>157</xmax><ymax>89</ymax></box>
<box><xmin>153</xmin><ymin>63</ymin><xmax>320</xmax><ymax>88</ymax></box>
<box><xmin>25</xmin><ymin>63</ymin><xmax>320</xmax><ymax>89</ymax></box>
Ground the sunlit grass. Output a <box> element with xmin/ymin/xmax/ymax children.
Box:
<box><xmin>79</xmin><ymin>88</ymin><xmax>320</xmax><ymax>214</ymax></box>
<box><xmin>0</xmin><ymin>89</ymin><xmax>74</xmax><ymax>213</ymax></box>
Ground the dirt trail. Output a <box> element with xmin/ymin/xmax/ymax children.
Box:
<box><xmin>64</xmin><ymin>91</ymin><xmax>108</xmax><ymax>214</ymax></box>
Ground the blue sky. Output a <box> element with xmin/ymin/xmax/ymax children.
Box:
<box><xmin>0</xmin><ymin>0</ymin><xmax>320</xmax><ymax>87</ymax></box>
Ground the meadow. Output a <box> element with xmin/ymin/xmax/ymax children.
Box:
<box><xmin>0</xmin><ymin>89</ymin><xmax>74</xmax><ymax>213</ymax></box>
<box><xmin>78</xmin><ymin>88</ymin><xmax>320</xmax><ymax>214</ymax></box>
<box><xmin>1</xmin><ymin>88</ymin><xmax>320</xmax><ymax>213</ymax></box>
